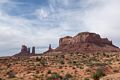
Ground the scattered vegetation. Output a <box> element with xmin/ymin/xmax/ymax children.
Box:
<box><xmin>0</xmin><ymin>52</ymin><xmax>120</xmax><ymax>79</ymax></box>
<box><xmin>92</xmin><ymin>67</ymin><xmax>105</xmax><ymax>80</ymax></box>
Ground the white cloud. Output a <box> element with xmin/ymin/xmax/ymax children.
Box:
<box><xmin>0</xmin><ymin>0</ymin><xmax>120</xmax><ymax>56</ymax></box>
<box><xmin>82</xmin><ymin>0</ymin><xmax>120</xmax><ymax>46</ymax></box>
<box><xmin>48</xmin><ymin>0</ymin><xmax>120</xmax><ymax>46</ymax></box>
<box><xmin>0</xmin><ymin>9</ymin><xmax>64</xmax><ymax>56</ymax></box>
<box><xmin>35</xmin><ymin>8</ymin><xmax>49</xmax><ymax>19</ymax></box>
<box><xmin>26</xmin><ymin>0</ymin><xmax>120</xmax><ymax>47</ymax></box>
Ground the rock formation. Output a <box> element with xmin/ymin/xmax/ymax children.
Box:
<box><xmin>13</xmin><ymin>45</ymin><xmax>36</xmax><ymax>57</ymax></box>
<box><xmin>44</xmin><ymin>44</ymin><xmax>53</xmax><ymax>53</ymax></box>
<box><xmin>13</xmin><ymin>32</ymin><xmax>120</xmax><ymax>57</ymax></box>
<box><xmin>32</xmin><ymin>46</ymin><xmax>35</xmax><ymax>54</ymax></box>
<box><xmin>20</xmin><ymin>45</ymin><xmax>28</xmax><ymax>53</ymax></box>
<box><xmin>49</xmin><ymin>44</ymin><xmax>52</xmax><ymax>50</ymax></box>
<box><xmin>27</xmin><ymin>48</ymin><xmax>30</xmax><ymax>54</ymax></box>
<box><xmin>52</xmin><ymin>32</ymin><xmax>119</xmax><ymax>53</ymax></box>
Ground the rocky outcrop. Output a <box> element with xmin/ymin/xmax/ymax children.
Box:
<box><xmin>20</xmin><ymin>45</ymin><xmax>28</xmax><ymax>53</ymax></box>
<box><xmin>44</xmin><ymin>44</ymin><xmax>53</xmax><ymax>53</ymax></box>
<box><xmin>13</xmin><ymin>45</ymin><xmax>36</xmax><ymax>57</ymax></box>
<box><xmin>32</xmin><ymin>46</ymin><xmax>35</xmax><ymax>54</ymax></box>
<box><xmin>54</xmin><ymin>32</ymin><xmax>119</xmax><ymax>53</ymax></box>
<box><xmin>27</xmin><ymin>48</ymin><xmax>30</xmax><ymax>54</ymax></box>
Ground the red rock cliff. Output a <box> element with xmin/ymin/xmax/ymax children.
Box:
<box><xmin>55</xmin><ymin>32</ymin><xmax>119</xmax><ymax>52</ymax></box>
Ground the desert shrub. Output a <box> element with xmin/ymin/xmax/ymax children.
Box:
<box><xmin>94</xmin><ymin>62</ymin><xmax>107</xmax><ymax>67</ymax></box>
<box><xmin>84</xmin><ymin>77</ymin><xmax>89</xmax><ymax>80</ymax></box>
<box><xmin>64</xmin><ymin>73</ymin><xmax>73</xmax><ymax>78</ymax></box>
<box><xmin>89</xmin><ymin>57</ymin><xmax>98</xmax><ymax>62</ymax></box>
<box><xmin>72</xmin><ymin>67</ymin><xmax>76</xmax><ymax>69</ymax></box>
<box><xmin>79</xmin><ymin>66</ymin><xmax>84</xmax><ymax>69</ymax></box>
<box><xmin>92</xmin><ymin>68</ymin><xmax>105</xmax><ymax>80</ymax></box>
<box><xmin>7</xmin><ymin>63</ymin><xmax>12</xmax><ymax>68</ymax></box>
<box><xmin>60</xmin><ymin>60</ymin><xmax>65</xmax><ymax>65</ymax></box>
<box><xmin>36</xmin><ymin>57</ymin><xmax>47</xmax><ymax>66</ymax></box>
<box><xmin>36</xmin><ymin>57</ymin><xmax>40</xmax><ymax>61</ymax></box>
<box><xmin>92</xmin><ymin>73</ymin><xmax>99</xmax><ymax>80</ymax></box>
<box><xmin>40</xmin><ymin>58</ymin><xmax>47</xmax><ymax>66</ymax></box>
<box><xmin>59</xmin><ymin>66</ymin><xmax>63</xmax><ymax>69</ymax></box>
<box><xmin>86</xmin><ymin>63</ymin><xmax>94</xmax><ymax>67</ymax></box>
<box><xmin>61</xmin><ymin>70</ymin><xmax>64</xmax><ymax>73</ymax></box>
<box><xmin>61</xmin><ymin>55</ymin><xmax>65</xmax><ymax>58</ymax></box>
<box><xmin>73</xmin><ymin>61</ymin><xmax>77</xmax><ymax>64</ymax></box>
<box><xmin>36</xmin><ymin>70</ymin><xmax>39</xmax><ymax>74</ymax></box>
<box><xmin>55</xmin><ymin>55</ymin><xmax>58</xmax><ymax>58</ymax></box>
<box><xmin>47</xmin><ymin>70</ymin><xmax>52</xmax><ymax>74</ymax></box>
<box><xmin>46</xmin><ymin>73</ymin><xmax>62</xmax><ymax>80</ymax></box>
<box><xmin>7</xmin><ymin>70</ymin><xmax>16</xmax><ymax>78</ymax></box>
<box><xmin>63</xmin><ymin>73</ymin><xmax>73</xmax><ymax>80</ymax></box>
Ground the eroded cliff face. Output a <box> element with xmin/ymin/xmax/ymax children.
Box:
<box><xmin>59</xmin><ymin>32</ymin><xmax>112</xmax><ymax>46</ymax></box>
<box><xmin>55</xmin><ymin>32</ymin><xmax>119</xmax><ymax>53</ymax></box>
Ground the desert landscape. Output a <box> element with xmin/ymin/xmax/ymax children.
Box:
<box><xmin>0</xmin><ymin>32</ymin><xmax>120</xmax><ymax>80</ymax></box>
<box><xmin>0</xmin><ymin>0</ymin><xmax>120</xmax><ymax>80</ymax></box>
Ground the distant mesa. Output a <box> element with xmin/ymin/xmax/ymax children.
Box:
<box><xmin>46</xmin><ymin>32</ymin><xmax>119</xmax><ymax>53</ymax></box>
<box><xmin>13</xmin><ymin>32</ymin><xmax>120</xmax><ymax>57</ymax></box>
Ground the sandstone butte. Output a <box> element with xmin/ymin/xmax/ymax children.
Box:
<box><xmin>52</xmin><ymin>32</ymin><xmax>119</xmax><ymax>53</ymax></box>
<box><xmin>13</xmin><ymin>32</ymin><xmax>120</xmax><ymax>57</ymax></box>
<box><xmin>13</xmin><ymin>45</ymin><xmax>36</xmax><ymax>57</ymax></box>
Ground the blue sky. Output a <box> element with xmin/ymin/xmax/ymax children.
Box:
<box><xmin>0</xmin><ymin>0</ymin><xmax>120</xmax><ymax>56</ymax></box>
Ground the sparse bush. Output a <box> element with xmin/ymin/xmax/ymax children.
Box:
<box><xmin>7</xmin><ymin>70</ymin><xmax>16</xmax><ymax>78</ymax></box>
<box><xmin>64</xmin><ymin>73</ymin><xmax>73</xmax><ymax>79</ymax></box>
<box><xmin>61</xmin><ymin>55</ymin><xmax>65</xmax><ymax>58</ymax></box>
<box><xmin>60</xmin><ymin>60</ymin><xmax>65</xmax><ymax>65</ymax></box>
<box><xmin>92</xmin><ymin>68</ymin><xmax>105</xmax><ymax>80</ymax></box>
<box><xmin>80</xmin><ymin>66</ymin><xmax>84</xmax><ymax>69</ymax></box>
<box><xmin>61</xmin><ymin>70</ymin><xmax>64</xmax><ymax>73</ymax></box>
<box><xmin>84</xmin><ymin>77</ymin><xmax>89</xmax><ymax>80</ymax></box>
<box><xmin>7</xmin><ymin>63</ymin><xmax>12</xmax><ymax>68</ymax></box>
<box><xmin>59</xmin><ymin>66</ymin><xmax>63</xmax><ymax>69</ymax></box>
<box><xmin>73</xmin><ymin>61</ymin><xmax>77</xmax><ymax>64</ymax></box>
<box><xmin>92</xmin><ymin>73</ymin><xmax>99</xmax><ymax>80</ymax></box>
<box><xmin>47</xmin><ymin>70</ymin><xmax>51</xmax><ymax>74</ymax></box>
<box><xmin>36</xmin><ymin>57</ymin><xmax>40</xmax><ymax>61</ymax></box>
<box><xmin>46</xmin><ymin>72</ymin><xmax>62</xmax><ymax>80</ymax></box>
<box><xmin>86</xmin><ymin>63</ymin><xmax>93</xmax><ymax>67</ymax></box>
<box><xmin>40</xmin><ymin>58</ymin><xmax>47</xmax><ymax>66</ymax></box>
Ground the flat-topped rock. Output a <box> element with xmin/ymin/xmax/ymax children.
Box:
<box><xmin>54</xmin><ymin>32</ymin><xmax>119</xmax><ymax>53</ymax></box>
